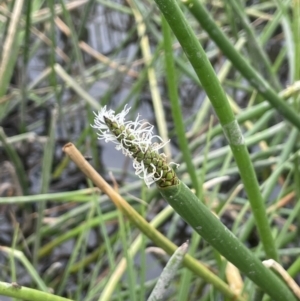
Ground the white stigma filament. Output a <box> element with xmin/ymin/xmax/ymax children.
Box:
<box><xmin>92</xmin><ymin>105</ymin><xmax>169</xmax><ymax>187</ymax></box>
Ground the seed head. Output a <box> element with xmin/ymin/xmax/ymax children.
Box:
<box><xmin>92</xmin><ymin>105</ymin><xmax>179</xmax><ymax>188</ymax></box>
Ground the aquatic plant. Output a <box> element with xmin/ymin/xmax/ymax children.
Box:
<box><xmin>92</xmin><ymin>105</ymin><xmax>179</xmax><ymax>188</ymax></box>
<box><xmin>91</xmin><ymin>105</ymin><xmax>297</xmax><ymax>301</ymax></box>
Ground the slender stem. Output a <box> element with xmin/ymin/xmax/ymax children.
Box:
<box><xmin>183</xmin><ymin>0</ymin><xmax>300</xmax><ymax>130</ymax></box>
<box><xmin>0</xmin><ymin>281</ymin><xmax>73</xmax><ymax>301</ymax></box>
<box><xmin>129</xmin><ymin>0</ymin><xmax>171</xmax><ymax>158</ymax></box>
<box><xmin>162</xmin><ymin>16</ymin><xmax>200</xmax><ymax>196</ymax></box>
<box><xmin>294</xmin><ymin>0</ymin><xmax>300</xmax><ymax>82</ymax></box>
<box><xmin>147</xmin><ymin>242</ymin><xmax>188</xmax><ymax>301</ymax></box>
<box><xmin>227</xmin><ymin>0</ymin><xmax>281</xmax><ymax>90</ymax></box>
<box><xmin>153</xmin><ymin>0</ymin><xmax>278</xmax><ymax>260</ymax></box>
<box><xmin>63</xmin><ymin>143</ymin><xmax>246</xmax><ymax>301</ymax></box>
<box><xmin>158</xmin><ymin>182</ymin><xmax>297</xmax><ymax>301</ymax></box>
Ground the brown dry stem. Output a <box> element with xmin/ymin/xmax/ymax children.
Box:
<box><xmin>263</xmin><ymin>259</ymin><xmax>300</xmax><ymax>299</ymax></box>
<box><xmin>62</xmin><ymin>142</ymin><xmax>245</xmax><ymax>301</ymax></box>
<box><xmin>62</xmin><ymin>142</ymin><xmax>176</xmax><ymax>250</ymax></box>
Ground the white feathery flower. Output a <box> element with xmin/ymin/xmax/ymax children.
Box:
<box><xmin>92</xmin><ymin>105</ymin><xmax>130</xmax><ymax>144</ymax></box>
<box><xmin>92</xmin><ymin>105</ymin><xmax>179</xmax><ymax>188</ymax></box>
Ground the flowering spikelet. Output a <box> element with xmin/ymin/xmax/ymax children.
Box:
<box><xmin>92</xmin><ymin>105</ymin><xmax>179</xmax><ymax>188</ymax></box>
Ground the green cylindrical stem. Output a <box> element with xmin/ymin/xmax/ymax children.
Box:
<box><xmin>158</xmin><ymin>181</ymin><xmax>297</xmax><ymax>301</ymax></box>
<box><xmin>162</xmin><ymin>16</ymin><xmax>200</xmax><ymax>195</ymax></box>
<box><xmin>0</xmin><ymin>281</ymin><xmax>72</xmax><ymax>301</ymax></box>
<box><xmin>153</xmin><ymin>0</ymin><xmax>277</xmax><ymax>260</ymax></box>
<box><xmin>183</xmin><ymin>0</ymin><xmax>300</xmax><ymax>130</ymax></box>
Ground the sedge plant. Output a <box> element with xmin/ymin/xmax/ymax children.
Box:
<box><xmin>152</xmin><ymin>0</ymin><xmax>279</xmax><ymax>262</ymax></box>
<box><xmin>90</xmin><ymin>105</ymin><xmax>297</xmax><ymax>301</ymax></box>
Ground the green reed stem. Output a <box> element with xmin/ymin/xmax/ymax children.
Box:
<box><xmin>183</xmin><ymin>0</ymin><xmax>300</xmax><ymax>130</ymax></box>
<box><xmin>162</xmin><ymin>16</ymin><xmax>200</xmax><ymax>196</ymax></box>
<box><xmin>153</xmin><ymin>0</ymin><xmax>277</xmax><ymax>260</ymax></box>
<box><xmin>227</xmin><ymin>0</ymin><xmax>281</xmax><ymax>90</ymax></box>
<box><xmin>158</xmin><ymin>181</ymin><xmax>297</xmax><ymax>301</ymax></box>
<box><xmin>0</xmin><ymin>281</ymin><xmax>73</xmax><ymax>301</ymax></box>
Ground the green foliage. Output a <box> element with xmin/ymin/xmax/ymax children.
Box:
<box><xmin>0</xmin><ymin>0</ymin><xmax>299</xmax><ymax>301</ymax></box>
